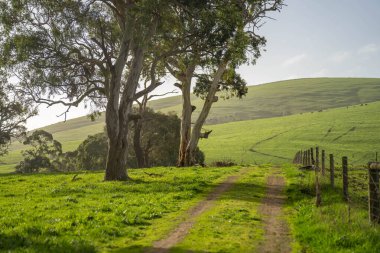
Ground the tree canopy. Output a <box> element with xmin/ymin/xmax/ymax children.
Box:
<box><xmin>0</xmin><ymin>84</ymin><xmax>34</xmax><ymax>156</ymax></box>
<box><xmin>163</xmin><ymin>0</ymin><xmax>283</xmax><ymax>166</ymax></box>
<box><xmin>0</xmin><ymin>0</ymin><xmax>283</xmax><ymax>178</ymax></box>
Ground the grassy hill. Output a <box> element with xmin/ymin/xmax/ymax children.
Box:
<box><xmin>200</xmin><ymin>101</ymin><xmax>380</xmax><ymax>166</ymax></box>
<box><xmin>1</xmin><ymin>77</ymin><xmax>380</xmax><ymax>173</ymax></box>
<box><xmin>149</xmin><ymin>77</ymin><xmax>380</xmax><ymax>124</ymax></box>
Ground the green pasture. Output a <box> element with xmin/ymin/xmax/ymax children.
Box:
<box><xmin>200</xmin><ymin>101</ymin><xmax>380</xmax><ymax>166</ymax></box>
<box><xmin>150</xmin><ymin>77</ymin><xmax>380</xmax><ymax>124</ymax></box>
<box><xmin>284</xmin><ymin>164</ymin><xmax>380</xmax><ymax>253</ymax></box>
<box><xmin>174</xmin><ymin>166</ymin><xmax>269</xmax><ymax>252</ymax></box>
<box><xmin>0</xmin><ymin>166</ymin><xmax>270</xmax><ymax>252</ymax></box>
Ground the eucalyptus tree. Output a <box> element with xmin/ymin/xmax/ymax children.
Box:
<box><xmin>0</xmin><ymin>0</ymin><xmax>191</xmax><ymax>180</ymax></box>
<box><xmin>165</xmin><ymin>0</ymin><xmax>284</xmax><ymax>166</ymax></box>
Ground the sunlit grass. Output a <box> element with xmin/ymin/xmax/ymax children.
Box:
<box><xmin>283</xmin><ymin>164</ymin><xmax>380</xmax><ymax>253</ymax></box>
<box><xmin>0</xmin><ymin>166</ymin><xmax>241</xmax><ymax>252</ymax></box>
<box><xmin>173</xmin><ymin>166</ymin><xmax>269</xmax><ymax>252</ymax></box>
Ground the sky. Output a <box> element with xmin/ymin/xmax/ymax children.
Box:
<box><xmin>26</xmin><ymin>0</ymin><xmax>380</xmax><ymax>130</ymax></box>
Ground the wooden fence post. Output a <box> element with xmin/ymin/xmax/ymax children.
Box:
<box><xmin>302</xmin><ymin>150</ymin><xmax>306</xmax><ymax>165</ymax></box>
<box><xmin>342</xmin><ymin>156</ymin><xmax>349</xmax><ymax>201</ymax></box>
<box><xmin>368</xmin><ymin>163</ymin><xmax>380</xmax><ymax>224</ymax></box>
<box><xmin>316</xmin><ymin>147</ymin><xmax>320</xmax><ymax>169</ymax></box>
<box><xmin>303</xmin><ymin>151</ymin><xmax>306</xmax><ymax>166</ymax></box>
<box><xmin>297</xmin><ymin>151</ymin><xmax>301</xmax><ymax>164</ymax></box>
<box><xmin>311</xmin><ymin>148</ymin><xmax>314</xmax><ymax>165</ymax></box>
<box><xmin>329</xmin><ymin>154</ymin><xmax>335</xmax><ymax>188</ymax></box>
<box><xmin>322</xmin><ymin>150</ymin><xmax>326</xmax><ymax>176</ymax></box>
<box><xmin>314</xmin><ymin>147</ymin><xmax>321</xmax><ymax>206</ymax></box>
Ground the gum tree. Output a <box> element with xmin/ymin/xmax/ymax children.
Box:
<box><xmin>0</xmin><ymin>0</ymin><xmax>189</xmax><ymax>180</ymax></box>
<box><xmin>165</xmin><ymin>0</ymin><xmax>283</xmax><ymax>166</ymax></box>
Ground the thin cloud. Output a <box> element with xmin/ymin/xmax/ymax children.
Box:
<box><xmin>312</xmin><ymin>68</ymin><xmax>329</xmax><ymax>77</ymax></box>
<box><xmin>330</xmin><ymin>51</ymin><xmax>351</xmax><ymax>63</ymax></box>
<box><xmin>358</xmin><ymin>44</ymin><xmax>379</xmax><ymax>55</ymax></box>
<box><xmin>282</xmin><ymin>54</ymin><xmax>307</xmax><ymax>67</ymax></box>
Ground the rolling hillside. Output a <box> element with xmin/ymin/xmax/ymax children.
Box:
<box><xmin>200</xmin><ymin>101</ymin><xmax>380</xmax><ymax>166</ymax></box>
<box><xmin>1</xmin><ymin>77</ymin><xmax>380</xmax><ymax>173</ymax></box>
<box><xmin>149</xmin><ymin>77</ymin><xmax>380</xmax><ymax>124</ymax></box>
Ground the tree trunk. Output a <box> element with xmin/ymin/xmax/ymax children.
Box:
<box><xmin>177</xmin><ymin>78</ymin><xmax>193</xmax><ymax>167</ymax></box>
<box><xmin>104</xmin><ymin>47</ymin><xmax>145</xmax><ymax>181</ymax></box>
<box><xmin>133</xmin><ymin>119</ymin><xmax>145</xmax><ymax>168</ymax></box>
<box><xmin>186</xmin><ymin>61</ymin><xmax>228</xmax><ymax>165</ymax></box>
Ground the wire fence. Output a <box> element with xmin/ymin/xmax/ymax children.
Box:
<box><xmin>293</xmin><ymin>147</ymin><xmax>380</xmax><ymax>225</ymax></box>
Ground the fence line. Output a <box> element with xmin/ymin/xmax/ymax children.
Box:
<box><xmin>293</xmin><ymin>147</ymin><xmax>380</xmax><ymax>224</ymax></box>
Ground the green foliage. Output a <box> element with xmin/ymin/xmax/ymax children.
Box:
<box><xmin>131</xmin><ymin>110</ymin><xmax>181</xmax><ymax>167</ymax></box>
<box><xmin>73</xmin><ymin>109</ymin><xmax>194</xmax><ymax>170</ymax></box>
<box><xmin>193</xmin><ymin>147</ymin><xmax>205</xmax><ymax>165</ymax></box>
<box><xmin>0</xmin><ymin>166</ymin><xmax>241</xmax><ymax>252</ymax></box>
<box><xmin>0</xmin><ymin>84</ymin><xmax>34</xmax><ymax>156</ymax></box>
<box><xmin>194</xmin><ymin>69</ymin><xmax>248</xmax><ymax>100</ymax></box>
<box><xmin>76</xmin><ymin>133</ymin><xmax>107</xmax><ymax>171</ymax></box>
<box><xmin>16</xmin><ymin>130</ymin><xmax>62</xmax><ymax>173</ymax></box>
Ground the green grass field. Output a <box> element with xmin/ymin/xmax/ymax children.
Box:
<box><xmin>1</xmin><ymin>77</ymin><xmax>380</xmax><ymax>252</ymax></box>
<box><xmin>174</xmin><ymin>166</ymin><xmax>269</xmax><ymax>252</ymax></box>
<box><xmin>283</xmin><ymin>164</ymin><xmax>380</xmax><ymax>253</ymax></box>
<box><xmin>0</xmin><ymin>166</ymin><xmax>272</xmax><ymax>252</ymax></box>
<box><xmin>200</xmin><ymin>101</ymin><xmax>380</xmax><ymax>166</ymax></box>
<box><xmin>148</xmin><ymin>77</ymin><xmax>380</xmax><ymax>124</ymax></box>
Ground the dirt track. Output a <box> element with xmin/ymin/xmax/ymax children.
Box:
<box><xmin>146</xmin><ymin>168</ymin><xmax>248</xmax><ymax>253</ymax></box>
<box><xmin>257</xmin><ymin>169</ymin><xmax>292</xmax><ymax>253</ymax></box>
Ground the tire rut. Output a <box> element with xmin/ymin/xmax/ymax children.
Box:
<box><xmin>145</xmin><ymin>168</ymin><xmax>249</xmax><ymax>253</ymax></box>
<box><xmin>257</xmin><ymin>169</ymin><xmax>292</xmax><ymax>253</ymax></box>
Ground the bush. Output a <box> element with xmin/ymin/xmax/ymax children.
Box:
<box><xmin>70</xmin><ymin>109</ymin><xmax>204</xmax><ymax>170</ymax></box>
<box><xmin>16</xmin><ymin>130</ymin><xmax>62</xmax><ymax>173</ymax></box>
<box><xmin>210</xmin><ymin>159</ymin><xmax>237</xmax><ymax>167</ymax></box>
<box><xmin>76</xmin><ymin>133</ymin><xmax>107</xmax><ymax>170</ymax></box>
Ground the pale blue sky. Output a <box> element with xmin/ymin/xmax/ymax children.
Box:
<box><xmin>27</xmin><ymin>0</ymin><xmax>380</xmax><ymax>129</ymax></box>
<box><xmin>239</xmin><ymin>0</ymin><xmax>380</xmax><ymax>84</ymax></box>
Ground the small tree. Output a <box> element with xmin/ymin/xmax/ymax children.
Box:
<box><xmin>131</xmin><ymin>109</ymin><xmax>181</xmax><ymax>167</ymax></box>
<box><xmin>0</xmin><ymin>84</ymin><xmax>35</xmax><ymax>156</ymax></box>
<box><xmin>16</xmin><ymin>130</ymin><xmax>62</xmax><ymax>173</ymax></box>
<box><xmin>76</xmin><ymin>133</ymin><xmax>108</xmax><ymax>171</ymax></box>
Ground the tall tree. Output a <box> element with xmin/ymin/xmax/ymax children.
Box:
<box><xmin>0</xmin><ymin>84</ymin><xmax>34</xmax><ymax>156</ymax></box>
<box><xmin>0</xmin><ymin>0</ymin><xmax>188</xmax><ymax>180</ymax></box>
<box><xmin>165</xmin><ymin>0</ymin><xmax>283</xmax><ymax>166</ymax></box>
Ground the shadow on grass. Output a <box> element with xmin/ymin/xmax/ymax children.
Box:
<box><xmin>216</xmin><ymin>182</ymin><xmax>266</xmax><ymax>203</ymax></box>
<box><xmin>113</xmin><ymin>245</ymin><xmax>211</xmax><ymax>253</ymax></box>
<box><xmin>0</xmin><ymin>233</ymin><xmax>96</xmax><ymax>253</ymax></box>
